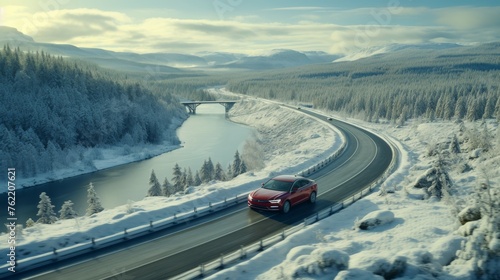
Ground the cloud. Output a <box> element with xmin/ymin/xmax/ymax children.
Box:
<box><xmin>3</xmin><ymin>6</ymin><xmax>500</xmax><ymax>55</ymax></box>
<box><xmin>435</xmin><ymin>6</ymin><xmax>500</xmax><ymax>30</ymax></box>
<box><xmin>13</xmin><ymin>8</ymin><xmax>131</xmax><ymax>42</ymax></box>
<box><xmin>267</xmin><ymin>7</ymin><xmax>331</xmax><ymax>11</ymax></box>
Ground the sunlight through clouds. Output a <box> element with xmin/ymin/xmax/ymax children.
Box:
<box><xmin>0</xmin><ymin>2</ymin><xmax>499</xmax><ymax>54</ymax></box>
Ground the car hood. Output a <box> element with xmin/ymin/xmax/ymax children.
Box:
<box><xmin>251</xmin><ymin>188</ymin><xmax>287</xmax><ymax>200</ymax></box>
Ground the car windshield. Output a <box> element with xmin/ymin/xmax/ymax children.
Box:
<box><xmin>262</xmin><ymin>179</ymin><xmax>293</xmax><ymax>192</ymax></box>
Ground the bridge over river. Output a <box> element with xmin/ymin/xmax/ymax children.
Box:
<box><xmin>180</xmin><ymin>100</ymin><xmax>237</xmax><ymax>114</ymax></box>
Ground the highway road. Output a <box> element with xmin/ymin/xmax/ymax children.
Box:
<box><xmin>18</xmin><ymin>108</ymin><xmax>393</xmax><ymax>280</ymax></box>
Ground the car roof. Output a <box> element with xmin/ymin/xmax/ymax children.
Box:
<box><xmin>272</xmin><ymin>175</ymin><xmax>304</xmax><ymax>182</ymax></box>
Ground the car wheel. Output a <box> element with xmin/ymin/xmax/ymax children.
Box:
<box><xmin>309</xmin><ymin>191</ymin><xmax>317</xmax><ymax>204</ymax></box>
<box><xmin>282</xmin><ymin>201</ymin><xmax>291</xmax><ymax>214</ymax></box>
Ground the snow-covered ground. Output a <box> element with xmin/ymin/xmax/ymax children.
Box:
<box><xmin>206</xmin><ymin>116</ymin><xmax>499</xmax><ymax>280</ymax></box>
<box><xmin>4</xmin><ymin>88</ymin><xmax>499</xmax><ymax>279</ymax></box>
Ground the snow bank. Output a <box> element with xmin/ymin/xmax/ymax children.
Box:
<box><xmin>355</xmin><ymin>210</ymin><xmax>394</xmax><ymax>230</ymax></box>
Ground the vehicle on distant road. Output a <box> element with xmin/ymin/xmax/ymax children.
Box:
<box><xmin>247</xmin><ymin>175</ymin><xmax>317</xmax><ymax>213</ymax></box>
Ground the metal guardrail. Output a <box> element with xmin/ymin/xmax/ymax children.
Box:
<box><xmin>171</xmin><ymin>126</ymin><xmax>400</xmax><ymax>280</ymax></box>
<box><xmin>0</xmin><ymin>109</ymin><xmax>397</xmax><ymax>280</ymax></box>
<box><xmin>0</xmin><ymin>111</ymin><xmax>347</xmax><ymax>279</ymax></box>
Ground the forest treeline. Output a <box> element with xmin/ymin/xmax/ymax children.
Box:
<box><xmin>147</xmin><ymin>150</ymin><xmax>247</xmax><ymax>197</ymax></box>
<box><xmin>226</xmin><ymin>43</ymin><xmax>500</xmax><ymax>124</ymax></box>
<box><xmin>0</xmin><ymin>46</ymin><xmax>187</xmax><ymax>177</ymax></box>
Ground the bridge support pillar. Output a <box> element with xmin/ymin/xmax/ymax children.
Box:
<box><xmin>220</xmin><ymin>102</ymin><xmax>235</xmax><ymax>115</ymax></box>
<box><xmin>184</xmin><ymin>103</ymin><xmax>200</xmax><ymax>114</ymax></box>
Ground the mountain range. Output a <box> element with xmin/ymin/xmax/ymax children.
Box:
<box><xmin>1</xmin><ymin>26</ymin><xmax>497</xmax><ymax>73</ymax></box>
<box><xmin>0</xmin><ymin>26</ymin><xmax>339</xmax><ymax>72</ymax></box>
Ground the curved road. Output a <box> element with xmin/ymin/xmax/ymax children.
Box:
<box><xmin>19</xmin><ymin>108</ymin><xmax>393</xmax><ymax>280</ymax></box>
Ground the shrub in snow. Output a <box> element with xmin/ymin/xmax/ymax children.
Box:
<box><xmin>355</xmin><ymin>210</ymin><xmax>394</xmax><ymax>230</ymax></box>
<box><xmin>334</xmin><ymin>268</ymin><xmax>384</xmax><ymax>280</ymax></box>
<box><xmin>457</xmin><ymin>220</ymin><xmax>480</xmax><ymax>237</ymax></box>
<box><xmin>468</xmin><ymin>148</ymin><xmax>482</xmax><ymax>160</ymax></box>
<box><xmin>25</xmin><ymin>218</ymin><xmax>35</xmax><ymax>228</ymax></box>
<box><xmin>281</xmin><ymin>246</ymin><xmax>349</xmax><ymax>278</ymax></box>
<box><xmin>430</xmin><ymin>235</ymin><xmax>466</xmax><ymax>266</ymax></box>
<box><xmin>458</xmin><ymin>205</ymin><xmax>481</xmax><ymax>225</ymax></box>
<box><xmin>363</xmin><ymin>256</ymin><xmax>407</xmax><ymax>279</ymax></box>
<box><xmin>456</xmin><ymin>162</ymin><xmax>472</xmax><ymax>174</ymax></box>
<box><xmin>454</xmin><ymin>172</ymin><xmax>500</xmax><ymax>279</ymax></box>
<box><xmin>412</xmin><ymin>157</ymin><xmax>452</xmax><ymax>200</ymax></box>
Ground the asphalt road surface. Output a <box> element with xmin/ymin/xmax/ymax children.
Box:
<box><xmin>17</xmin><ymin>108</ymin><xmax>393</xmax><ymax>280</ymax></box>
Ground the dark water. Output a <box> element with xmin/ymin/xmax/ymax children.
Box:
<box><xmin>1</xmin><ymin>105</ymin><xmax>253</xmax><ymax>223</ymax></box>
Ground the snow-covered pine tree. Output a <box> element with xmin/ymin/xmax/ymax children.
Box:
<box><xmin>186</xmin><ymin>168</ymin><xmax>194</xmax><ymax>187</ymax></box>
<box><xmin>181</xmin><ymin>168</ymin><xmax>189</xmax><ymax>192</ymax></box>
<box><xmin>214</xmin><ymin>162</ymin><xmax>226</xmax><ymax>181</ymax></box>
<box><xmin>194</xmin><ymin>170</ymin><xmax>202</xmax><ymax>186</ymax></box>
<box><xmin>36</xmin><ymin>192</ymin><xmax>57</xmax><ymax>224</ymax></box>
<box><xmin>227</xmin><ymin>163</ymin><xmax>233</xmax><ymax>180</ymax></box>
<box><xmin>59</xmin><ymin>200</ymin><xmax>78</xmax><ymax>219</ymax></box>
<box><xmin>147</xmin><ymin>169</ymin><xmax>162</xmax><ymax>196</ymax></box>
<box><xmin>162</xmin><ymin>177</ymin><xmax>173</xmax><ymax>197</ymax></box>
<box><xmin>172</xmin><ymin>163</ymin><xmax>184</xmax><ymax>192</ymax></box>
<box><xmin>239</xmin><ymin>159</ymin><xmax>247</xmax><ymax>174</ymax></box>
<box><xmin>86</xmin><ymin>182</ymin><xmax>104</xmax><ymax>216</ymax></box>
<box><xmin>450</xmin><ymin>134</ymin><xmax>461</xmax><ymax>154</ymax></box>
<box><xmin>206</xmin><ymin>157</ymin><xmax>215</xmax><ymax>181</ymax></box>
<box><xmin>200</xmin><ymin>160</ymin><xmax>210</xmax><ymax>183</ymax></box>
<box><xmin>232</xmin><ymin>150</ymin><xmax>242</xmax><ymax>177</ymax></box>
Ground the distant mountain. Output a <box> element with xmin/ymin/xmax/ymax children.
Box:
<box><xmin>196</xmin><ymin>52</ymin><xmax>247</xmax><ymax>66</ymax></box>
<box><xmin>217</xmin><ymin>49</ymin><xmax>339</xmax><ymax>70</ymax></box>
<box><xmin>0</xmin><ymin>26</ymin><xmax>35</xmax><ymax>43</ymax></box>
<box><xmin>0</xmin><ymin>26</ymin><xmax>341</xmax><ymax>72</ymax></box>
<box><xmin>334</xmin><ymin>43</ymin><xmax>462</xmax><ymax>62</ymax></box>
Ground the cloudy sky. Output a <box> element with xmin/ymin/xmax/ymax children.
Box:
<box><xmin>1</xmin><ymin>0</ymin><xmax>499</xmax><ymax>54</ymax></box>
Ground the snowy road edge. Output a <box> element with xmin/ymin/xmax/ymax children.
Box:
<box><xmin>170</xmin><ymin>110</ymin><xmax>400</xmax><ymax>280</ymax></box>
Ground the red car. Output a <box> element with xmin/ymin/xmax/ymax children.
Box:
<box><xmin>247</xmin><ymin>175</ymin><xmax>317</xmax><ymax>213</ymax></box>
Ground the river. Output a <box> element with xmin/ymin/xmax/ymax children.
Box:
<box><xmin>1</xmin><ymin>104</ymin><xmax>253</xmax><ymax>224</ymax></box>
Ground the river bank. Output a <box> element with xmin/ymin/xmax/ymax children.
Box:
<box><xmin>3</xmin><ymin>116</ymin><xmax>187</xmax><ymax>193</ymax></box>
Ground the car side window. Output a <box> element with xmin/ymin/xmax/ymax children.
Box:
<box><xmin>294</xmin><ymin>180</ymin><xmax>308</xmax><ymax>189</ymax></box>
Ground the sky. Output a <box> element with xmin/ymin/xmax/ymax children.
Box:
<box><xmin>0</xmin><ymin>0</ymin><xmax>499</xmax><ymax>54</ymax></box>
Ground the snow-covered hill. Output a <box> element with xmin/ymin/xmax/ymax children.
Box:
<box><xmin>334</xmin><ymin>43</ymin><xmax>462</xmax><ymax>62</ymax></box>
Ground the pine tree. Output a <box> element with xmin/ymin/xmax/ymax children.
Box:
<box><xmin>86</xmin><ymin>182</ymin><xmax>104</xmax><ymax>216</ymax></box>
<box><xmin>214</xmin><ymin>162</ymin><xmax>226</xmax><ymax>181</ymax></box>
<box><xmin>186</xmin><ymin>168</ymin><xmax>194</xmax><ymax>187</ymax></box>
<box><xmin>239</xmin><ymin>159</ymin><xmax>247</xmax><ymax>174</ymax></box>
<box><xmin>200</xmin><ymin>160</ymin><xmax>211</xmax><ymax>183</ymax></box>
<box><xmin>147</xmin><ymin>169</ymin><xmax>162</xmax><ymax>196</ymax></box>
<box><xmin>172</xmin><ymin>163</ymin><xmax>184</xmax><ymax>193</ymax></box>
<box><xmin>181</xmin><ymin>168</ymin><xmax>189</xmax><ymax>192</ymax></box>
<box><xmin>162</xmin><ymin>177</ymin><xmax>173</xmax><ymax>197</ymax></box>
<box><xmin>227</xmin><ymin>163</ymin><xmax>233</xmax><ymax>180</ymax></box>
<box><xmin>59</xmin><ymin>200</ymin><xmax>78</xmax><ymax>219</ymax></box>
<box><xmin>36</xmin><ymin>192</ymin><xmax>57</xmax><ymax>224</ymax></box>
<box><xmin>194</xmin><ymin>170</ymin><xmax>202</xmax><ymax>186</ymax></box>
<box><xmin>206</xmin><ymin>158</ymin><xmax>215</xmax><ymax>180</ymax></box>
<box><xmin>449</xmin><ymin>134</ymin><xmax>461</xmax><ymax>154</ymax></box>
<box><xmin>232</xmin><ymin>150</ymin><xmax>242</xmax><ymax>177</ymax></box>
